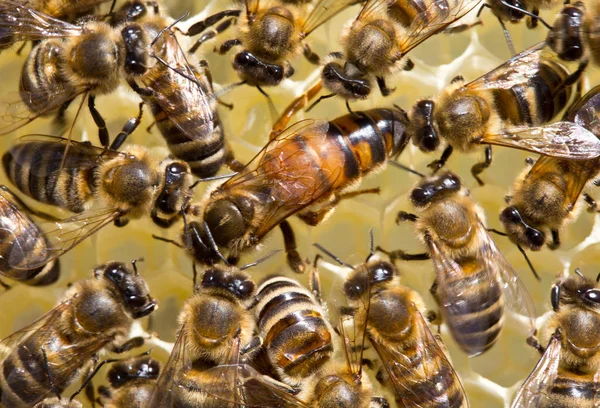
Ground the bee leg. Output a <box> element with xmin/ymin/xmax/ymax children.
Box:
<box><xmin>303</xmin><ymin>44</ymin><xmax>320</xmax><ymax>65</ymax></box>
<box><xmin>497</xmin><ymin>17</ymin><xmax>516</xmax><ymax>56</ymax></box>
<box><xmin>241</xmin><ymin>335</ymin><xmax>262</xmax><ymax>355</ymax></box>
<box><xmin>127</xmin><ymin>78</ymin><xmax>154</xmax><ymax>97</ymax></box>
<box><xmin>427</xmin><ymin>146</ymin><xmax>453</xmax><ymax>173</ymax></box>
<box><xmin>185</xmin><ymin>9</ymin><xmax>241</xmax><ymax>52</ymax></box>
<box><xmin>88</xmin><ymin>95</ymin><xmax>110</xmax><ymax>149</ymax></box>
<box><xmin>526</xmin><ymin>7</ymin><xmax>540</xmax><ymax>29</ymax></box>
<box><xmin>442</xmin><ymin>19</ymin><xmax>483</xmax><ymax>34</ymax></box>
<box><xmin>548</xmin><ymin>229</ymin><xmax>561</xmax><ymax>250</ymax></box>
<box><xmin>525</xmin><ymin>157</ymin><xmax>535</xmax><ymax>166</ymax></box>
<box><xmin>396</xmin><ymin>211</ymin><xmax>418</xmax><ymax>223</ymax></box>
<box><xmin>112</xmin><ymin>336</ymin><xmax>145</xmax><ymax>354</ymax></box>
<box><xmin>109</xmin><ymin>102</ymin><xmax>144</xmax><ymax>151</ymax></box>
<box><xmin>471</xmin><ymin>145</ymin><xmax>493</xmax><ymax>186</ymax></box>
<box><xmin>279</xmin><ymin>220</ymin><xmax>305</xmax><ymax>274</ymax></box>
<box><xmin>217</xmin><ymin>38</ymin><xmax>242</xmax><ymax>55</ymax></box>
<box><xmin>152</xmin><ymin>235</ymin><xmax>184</xmax><ymax>248</ymax></box>
<box><xmin>526</xmin><ymin>333</ymin><xmax>545</xmax><ymax>355</ymax></box>
<box><xmin>376</xmin><ymin>246</ymin><xmax>430</xmax><ymax>262</ymax></box>
<box><xmin>371</xmin><ymin>397</ymin><xmax>390</xmax><ymax>408</ymax></box>
<box><xmin>146</xmin><ymin>121</ymin><xmax>156</xmax><ymax>133</ymax></box>
<box><xmin>376</xmin><ymin>77</ymin><xmax>395</xmax><ymax>97</ymax></box>
<box><xmin>310</xmin><ymin>254</ymin><xmax>323</xmax><ymax>301</ymax></box>
<box><xmin>403</xmin><ymin>58</ymin><xmax>414</xmax><ymax>71</ymax></box>
<box><xmin>188</xmin><ymin>17</ymin><xmax>237</xmax><ymax>54</ymax></box>
<box><xmin>298</xmin><ymin>188</ymin><xmax>380</xmax><ymax>226</ymax></box>
<box><xmin>0</xmin><ymin>279</ymin><xmax>10</xmax><ymax>291</ymax></box>
<box><xmin>584</xmin><ymin>193</ymin><xmax>598</xmax><ymax>212</ymax></box>
<box><xmin>53</xmin><ymin>98</ymin><xmax>75</xmax><ymax>130</ymax></box>
<box><xmin>114</xmin><ymin>217</ymin><xmax>129</xmax><ymax>228</ymax></box>
<box><xmin>560</xmin><ymin>60</ymin><xmax>588</xmax><ymax>89</ymax></box>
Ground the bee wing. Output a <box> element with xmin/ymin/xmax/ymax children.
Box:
<box><xmin>354</xmin><ymin>0</ymin><xmax>387</xmax><ymax>22</ymax></box>
<box><xmin>475</xmin><ymin>219</ymin><xmax>536</xmax><ymax>329</ymax></box>
<box><xmin>479</xmin><ymin>122</ymin><xmax>600</xmax><ymax>160</ymax></box>
<box><xmin>338</xmin><ymin>281</ymin><xmax>370</xmax><ymax>377</ymax></box>
<box><xmin>396</xmin><ymin>0</ymin><xmax>482</xmax><ymax>56</ymax></box>
<box><xmin>199</xmin><ymin>363</ymin><xmax>308</xmax><ymax>407</ymax></box>
<box><xmin>0</xmin><ymin>0</ymin><xmax>84</xmax><ymax>45</ymax></box>
<box><xmin>370</xmin><ymin>304</ymin><xmax>469</xmax><ymax>408</ymax></box>
<box><xmin>302</xmin><ymin>0</ymin><xmax>363</xmax><ymax>36</ymax></box>
<box><xmin>217</xmin><ymin>119</ymin><xmax>343</xmax><ymax>239</ymax></box>
<box><xmin>147</xmin><ymin>324</ymin><xmax>193</xmax><ymax>408</ymax></box>
<box><xmin>510</xmin><ymin>333</ymin><xmax>561</xmax><ymax>408</ymax></box>
<box><xmin>465</xmin><ymin>42</ymin><xmax>547</xmax><ymax>91</ymax></box>
<box><xmin>10</xmin><ymin>208</ymin><xmax>122</xmax><ymax>269</ymax></box>
<box><xmin>244</xmin><ymin>0</ymin><xmax>261</xmax><ymax>17</ymax></box>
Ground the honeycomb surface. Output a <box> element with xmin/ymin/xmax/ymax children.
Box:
<box><xmin>0</xmin><ymin>1</ymin><xmax>599</xmax><ymax>407</ymax></box>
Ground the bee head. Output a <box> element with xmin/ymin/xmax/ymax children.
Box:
<box><xmin>499</xmin><ymin>206</ymin><xmax>546</xmax><ymax>250</ymax></box>
<box><xmin>97</xmin><ymin>261</ymin><xmax>157</xmax><ymax>318</ymax></box>
<box><xmin>121</xmin><ymin>24</ymin><xmax>151</xmax><ymax>76</ymax></box>
<box><xmin>493</xmin><ymin>0</ymin><xmax>527</xmax><ymax>21</ymax></box>
<box><xmin>233</xmin><ymin>51</ymin><xmax>286</xmax><ymax>86</ymax></box>
<box><xmin>107</xmin><ymin>356</ymin><xmax>160</xmax><ymax>388</ymax></box>
<box><xmin>344</xmin><ymin>261</ymin><xmax>397</xmax><ymax>300</ymax></box>
<box><xmin>410</xmin><ymin>100</ymin><xmax>440</xmax><ymax>153</ymax></box>
<box><xmin>199</xmin><ymin>266</ymin><xmax>256</xmax><ymax>300</ymax></box>
<box><xmin>410</xmin><ymin>172</ymin><xmax>461</xmax><ymax>207</ymax></box>
<box><xmin>547</xmin><ymin>4</ymin><xmax>585</xmax><ymax>62</ymax></box>
<box><xmin>313</xmin><ymin>375</ymin><xmax>364</xmax><ymax>408</ymax></box>
<box><xmin>203</xmin><ymin>197</ymin><xmax>253</xmax><ymax>247</ymax></box>
<box><xmin>110</xmin><ymin>0</ymin><xmax>158</xmax><ymax>25</ymax></box>
<box><xmin>322</xmin><ymin>62</ymin><xmax>371</xmax><ymax>100</ymax></box>
<box><xmin>151</xmin><ymin>160</ymin><xmax>191</xmax><ymax>228</ymax></box>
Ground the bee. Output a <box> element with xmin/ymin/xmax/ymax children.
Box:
<box><xmin>500</xmin><ymin>85</ymin><xmax>600</xmax><ymax>252</ymax></box>
<box><xmin>383</xmin><ymin>171</ymin><xmax>535</xmax><ymax>356</ymax></box>
<box><xmin>180</xmin><ymin>107</ymin><xmax>409</xmax><ymax>273</ymax></box>
<box><xmin>409</xmin><ymin>41</ymin><xmax>597</xmax><ymax>186</ymax></box>
<box><xmin>0</xmin><ymin>260</ymin><xmax>156</xmax><ymax>407</ymax></box>
<box><xmin>547</xmin><ymin>0</ymin><xmax>600</xmax><ymax>67</ymax></box>
<box><xmin>98</xmin><ymin>355</ymin><xmax>161</xmax><ymax>408</ymax></box>
<box><xmin>1</xmin><ymin>136</ymin><xmax>194</xmax><ymax>269</ymax></box>
<box><xmin>321</xmin><ymin>0</ymin><xmax>481</xmax><ymax>103</ymax></box>
<box><xmin>185</xmin><ymin>0</ymin><xmax>361</xmax><ymax>90</ymax></box>
<box><xmin>512</xmin><ymin>270</ymin><xmax>600</xmax><ymax>407</ymax></box>
<box><xmin>0</xmin><ymin>185</ymin><xmax>60</xmax><ymax>286</ymax></box>
<box><xmin>147</xmin><ymin>264</ymin><xmax>257</xmax><ymax>408</ymax></box>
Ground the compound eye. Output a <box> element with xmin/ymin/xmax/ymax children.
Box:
<box><xmin>525</xmin><ymin>227</ymin><xmax>545</xmax><ymax>248</ymax></box>
<box><xmin>168</xmin><ymin>163</ymin><xmax>185</xmax><ymax>176</ymax></box>
<box><xmin>371</xmin><ymin>262</ymin><xmax>394</xmax><ymax>283</ymax></box>
<box><xmin>106</xmin><ymin>265</ymin><xmax>126</xmax><ymax>284</ymax></box>
<box><xmin>410</xmin><ymin>185</ymin><xmax>432</xmax><ymax>206</ymax></box>
<box><xmin>201</xmin><ymin>268</ymin><xmax>218</xmax><ymax>286</ymax></box>
<box><xmin>584</xmin><ymin>289</ymin><xmax>600</xmax><ymax>304</ymax></box>
<box><xmin>419</xmin><ymin>128</ymin><xmax>439</xmax><ymax>152</ymax></box>
<box><xmin>236</xmin><ymin>280</ymin><xmax>255</xmax><ymax>297</ymax></box>
<box><xmin>501</xmin><ymin>206</ymin><xmax>521</xmax><ymax>223</ymax></box>
<box><xmin>442</xmin><ymin>173</ymin><xmax>461</xmax><ymax>190</ymax></box>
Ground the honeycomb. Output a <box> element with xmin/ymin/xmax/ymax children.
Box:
<box><xmin>0</xmin><ymin>0</ymin><xmax>599</xmax><ymax>407</ymax></box>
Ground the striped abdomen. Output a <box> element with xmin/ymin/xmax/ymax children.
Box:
<box><xmin>143</xmin><ymin>66</ymin><xmax>226</xmax><ymax>178</ymax></box>
<box><xmin>2</xmin><ymin>141</ymin><xmax>97</xmax><ymax>213</ymax></box>
<box><xmin>494</xmin><ymin>59</ymin><xmax>573</xmax><ymax>126</ymax></box>
<box><xmin>440</xmin><ymin>256</ymin><xmax>504</xmax><ymax>356</ymax></box>
<box><xmin>540</xmin><ymin>369</ymin><xmax>599</xmax><ymax>408</ymax></box>
<box><xmin>388</xmin><ymin>0</ymin><xmax>460</xmax><ymax>28</ymax></box>
<box><xmin>255</xmin><ymin>276</ymin><xmax>334</xmax><ymax>383</ymax></box>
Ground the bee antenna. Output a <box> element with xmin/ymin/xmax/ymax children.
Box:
<box><xmin>202</xmin><ymin>221</ymin><xmax>230</xmax><ymax>265</ymax></box>
<box><xmin>240</xmin><ymin>250</ymin><xmax>282</xmax><ymax>270</ymax></box>
<box><xmin>388</xmin><ymin>160</ymin><xmax>425</xmax><ymax>178</ymax></box>
<box><xmin>41</xmin><ymin>346</ymin><xmax>61</xmax><ymax>400</ymax></box>
<box><xmin>596</xmin><ymin>271</ymin><xmax>600</xmax><ymax>283</ymax></box>
<box><xmin>365</xmin><ymin>228</ymin><xmax>375</xmax><ymax>262</ymax></box>
<box><xmin>574</xmin><ymin>268</ymin><xmax>585</xmax><ymax>279</ymax></box>
<box><xmin>152</xmin><ymin>53</ymin><xmax>204</xmax><ymax>88</ymax></box>
<box><xmin>189</xmin><ymin>173</ymin><xmax>239</xmax><ymax>191</ymax></box>
<box><xmin>70</xmin><ymin>357</ymin><xmax>122</xmax><ymax>402</ymax></box>
<box><xmin>151</xmin><ymin>11</ymin><xmax>190</xmax><ymax>46</ymax></box>
<box><xmin>499</xmin><ymin>0</ymin><xmax>551</xmax><ymax>29</ymax></box>
<box><xmin>517</xmin><ymin>244</ymin><xmax>541</xmax><ymax>281</ymax></box>
<box><xmin>313</xmin><ymin>243</ymin><xmax>355</xmax><ymax>270</ymax></box>
<box><xmin>131</xmin><ymin>258</ymin><xmax>144</xmax><ymax>275</ymax></box>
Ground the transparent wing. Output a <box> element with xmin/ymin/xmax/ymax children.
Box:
<box><xmin>396</xmin><ymin>0</ymin><xmax>482</xmax><ymax>56</ymax></box>
<box><xmin>354</xmin><ymin>0</ymin><xmax>388</xmax><ymax>22</ymax></box>
<box><xmin>11</xmin><ymin>208</ymin><xmax>122</xmax><ymax>269</ymax></box>
<box><xmin>302</xmin><ymin>0</ymin><xmax>362</xmax><ymax>36</ymax></box>
<box><xmin>216</xmin><ymin>119</ymin><xmax>343</xmax><ymax>239</ymax></box>
<box><xmin>480</xmin><ymin>122</ymin><xmax>600</xmax><ymax>160</ymax></box>
<box><xmin>0</xmin><ymin>0</ymin><xmax>84</xmax><ymax>45</ymax></box>
<box><xmin>510</xmin><ymin>333</ymin><xmax>561</xmax><ymax>408</ymax></box>
<box><xmin>370</xmin><ymin>303</ymin><xmax>469</xmax><ymax>408</ymax></box>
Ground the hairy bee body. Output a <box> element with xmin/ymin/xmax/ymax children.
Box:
<box><xmin>0</xmin><ymin>262</ymin><xmax>156</xmax><ymax>408</ymax></box>
<box><xmin>98</xmin><ymin>356</ymin><xmax>160</xmax><ymax>408</ymax></box>
<box><xmin>27</xmin><ymin>0</ymin><xmax>110</xmax><ymax>19</ymax></box>
<box><xmin>254</xmin><ymin>276</ymin><xmax>335</xmax><ymax>385</ymax></box>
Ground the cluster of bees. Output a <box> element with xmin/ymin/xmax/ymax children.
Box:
<box><xmin>0</xmin><ymin>0</ymin><xmax>599</xmax><ymax>406</ymax></box>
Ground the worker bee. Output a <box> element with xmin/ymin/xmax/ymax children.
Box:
<box><xmin>185</xmin><ymin>0</ymin><xmax>361</xmax><ymax>90</ymax></box>
<box><xmin>146</xmin><ymin>264</ymin><xmax>256</xmax><ymax>408</ymax></box>
<box><xmin>0</xmin><ymin>260</ymin><xmax>156</xmax><ymax>407</ymax></box>
<box><xmin>1</xmin><ymin>136</ymin><xmax>194</xmax><ymax>269</ymax></box>
<box><xmin>409</xmin><ymin>41</ymin><xmax>596</xmax><ymax>186</ymax></box>
<box><xmin>384</xmin><ymin>171</ymin><xmax>536</xmax><ymax>356</ymax></box>
<box><xmin>0</xmin><ymin>185</ymin><xmax>60</xmax><ymax>286</ymax></box>
<box><xmin>98</xmin><ymin>355</ymin><xmax>160</xmax><ymax>408</ymax></box>
<box><xmin>181</xmin><ymin>107</ymin><xmax>408</xmax><ymax>273</ymax></box>
<box><xmin>512</xmin><ymin>270</ymin><xmax>600</xmax><ymax>407</ymax></box>
<box><xmin>547</xmin><ymin>0</ymin><xmax>600</xmax><ymax>67</ymax></box>
<box><xmin>321</xmin><ymin>0</ymin><xmax>481</xmax><ymax>102</ymax></box>
<box><xmin>500</xmin><ymin>85</ymin><xmax>600</xmax><ymax>252</ymax></box>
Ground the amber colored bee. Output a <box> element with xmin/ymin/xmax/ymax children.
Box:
<box><xmin>0</xmin><ymin>260</ymin><xmax>156</xmax><ymax>407</ymax></box>
<box><xmin>409</xmin><ymin>41</ymin><xmax>597</xmax><ymax>186</ymax></box>
<box><xmin>321</xmin><ymin>0</ymin><xmax>481</xmax><ymax>102</ymax></box>
<box><xmin>98</xmin><ymin>355</ymin><xmax>160</xmax><ymax>408</ymax></box>
<box><xmin>181</xmin><ymin>107</ymin><xmax>408</xmax><ymax>273</ymax></box>
<box><xmin>512</xmin><ymin>270</ymin><xmax>600</xmax><ymax>407</ymax></box>
<box><xmin>1</xmin><ymin>137</ymin><xmax>194</xmax><ymax>269</ymax></box>
<box><xmin>0</xmin><ymin>185</ymin><xmax>60</xmax><ymax>286</ymax></box>
<box><xmin>384</xmin><ymin>171</ymin><xmax>535</xmax><ymax>356</ymax></box>
<box><xmin>185</xmin><ymin>0</ymin><xmax>360</xmax><ymax>89</ymax></box>
<box><xmin>547</xmin><ymin>0</ymin><xmax>600</xmax><ymax>67</ymax></box>
<box><xmin>500</xmin><ymin>85</ymin><xmax>600</xmax><ymax>252</ymax></box>
<box><xmin>147</xmin><ymin>265</ymin><xmax>256</xmax><ymax>408</ymax></box>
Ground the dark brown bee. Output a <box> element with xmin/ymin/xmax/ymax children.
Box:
<box><xmin>0</xmin><ymin>260</ymin><xmax>156</xmax><ymax>407</ymax></box>
<box><xmin>98</xmin><ymin>356</ymin><xmax>160</xmax><ymax>408</ymax></box>
<box><xmin>321</xmin><ymin>0</ymin><xmax>481</xmax><ymax>102</ymax></box>
<box><xmin>185</xmin><ymin>0</ymin><xmax>360</xmax><ymax>89</ymax></box>
<box><xmin>2</xmin><ymin>137</ymin><xmax>194</xmax><ymax>268</ymax></box>
<box><xmin>0</xmin><ymin>185</ymin><xmax>60</xmax><ymax>286</ymax></box>
<box><xmin>500</xmin><ymin>85</ymin><xmax>600</xmax><ymax>252</ymax></box>
<box><xmin>181</xmin><ymin>107</ymin><xmax>408</xmax><ymax>273</ymax></box>
<box><xmin>512</xmin><ymin>271</ymin><xmax>600</xmax><ymax>407</ymax></box>
<box><xmin>147</xmin><ymin>265</ymin><xmax>256</xmax><ymax>408</ymax></box>
<box><xmin>409</xmin><ymin>41</ymin><xmax>596</xmax><ymax>186</ymax></box>
<box><xmin>384</xmin><ymin>171</ymin><xmax>536</xmax><ymax>356</ymax></box>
